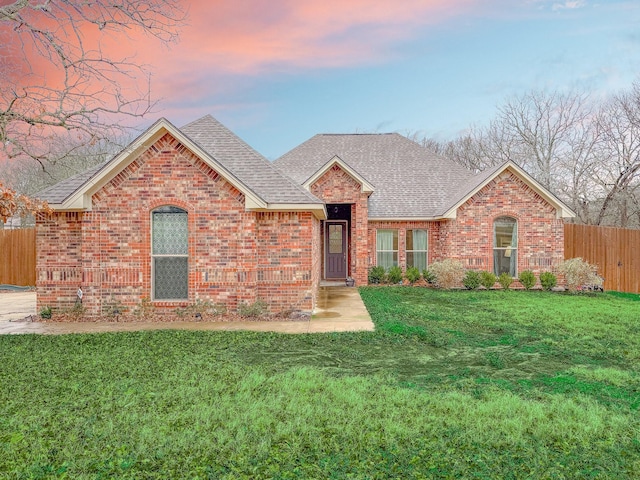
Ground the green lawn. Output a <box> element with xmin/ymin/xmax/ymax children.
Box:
<box><xmin>1</xmin><ymin>288</ymin><xmax>639</xmax><ymax>479</ymax></box>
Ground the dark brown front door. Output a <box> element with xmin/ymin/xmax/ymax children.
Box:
<box><xmin>325</xmin><ymin>222</ymin><xmax>347</xmax><ymax>279</ymax></box>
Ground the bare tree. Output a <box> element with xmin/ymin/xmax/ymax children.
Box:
<box><xmin>420</xmin><ymin>89</ymin><xmax>602</xmax><ymax>224</ymax></box>
<box><xmin>593</xmin><ymin>84</ymin><xmax>640</xmax><ymax>227</ymax></box>
<box><xmin>1</xmin><ymin>131</ymin><xmax>133</xmax><ymax>196</ymax></box>
<box><xmin>0</xmin><ymin>0</ymin><xmax>185</xmax><ymax>170</ymax></box>
<box><xmin>494</xmin><ymin>90</ymin><xmax>593</xmax><ymax>191</ymax></box>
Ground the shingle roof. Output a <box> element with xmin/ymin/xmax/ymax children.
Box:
<box><xmin>36</xmin><ymin>161</ymin><xmax>108</xmax><ymax>204</ymax></box>
<box><xmin>180</xmin><ymin>115</ymin><xmax>321</xmax><ymax>205</ymax></box>
<box><xmin>273</xmin><ymin>133</ymin><xmax>477</xmax><ymax>218</ymax></box>
<box><xmin>37</xmin><ymin>115</ymin><xmax>322</xmax><ymax>207</ymax></box>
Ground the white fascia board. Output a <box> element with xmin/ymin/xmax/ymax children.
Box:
<box><xmin>302</xmin><ymin>156</ymin><xmax>375</xmax><ymax>194</ymax></box>
<box><xmin>368</xmin><ymin>216</ymin><xmax>446</xmax><ymax>222</ymax></box>
<box><xmin>59</xmin><ymin>118</ymin><xmax>267</xmax><ymax>211</ymax></box>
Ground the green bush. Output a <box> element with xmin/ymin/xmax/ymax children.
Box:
<box><xmin>405</xmin><ymin>267</ymin><xmax>421</xmax><ymax>284</ymax></box>
<box><xmin>388</xmin><ymin>266</ymin><xmax>403</xmax><ymax>284</ymax></box>
<box><xmin>39</xmin><ymin>305</ymin><xmax>52</xmax><ymax>319</ymax></box>
<box><xmin>429</xmin><ymin>259</ymin><xmax>466</xmax><ymax>289</ymax></box>
<box><xmin>368</xmin><ymin>266</ymin><xmax>386</xmax><ymax>284</ymax></box>
<box><xmin>480</xmin><ymin>271</ymin><xmax>497</xmax><ymax>289</ymax></box>
<box><xmin>518</xmin><ymin>270</ymin><xmax>536</xmax><ymax>290</ymax></box>
<box><xmin>238</xmin><ymin>299</ymin><xmax>268</xmax><ymax>318</ymax></box>
<box><xmin>540</xmin><ymin>271</ymin><xmax>557</xmax><ymax>291</ymax></box>
<box><xmin>557</xmin><ymin>257</ymin><xmax>603</xmax><ymax>292</ymax></box>
<box><xmin>498</xmin><ymin>272</ymin><xmax>513</xmax><ymax>290</ymax></box>
<box><xmin>422</xmin><ymin>269</ymin><xmax>436</xmax><ymax>284</ymax></box>
<box><xmin>463</xmin><ymin>270</ymin><xmax>481</xmax><ymax>290</ymax></box>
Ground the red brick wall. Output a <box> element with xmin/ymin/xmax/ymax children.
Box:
<box><xmin>256</xmin><ymin>212</ymin><xmax>318</xmax><ymax>312</ymax></box>
<box><xmin>36</xmin><ymin>133</ymin><xmax>318</xmax><ymax>317</ymax></box>
<box><xmin>437</xmin><ymin>169</ymin><xmax>564</xmax><ymax>273</ymax></box>
<box><xmin>36</xmin><ymin>212</ymin><xmax>83</xmax><ymax>308</ymax></box>
<box><xmin>366</xmin><ymin>169</ymin><xmax>564</xmax><ymax>276</ymax></box>
<box><xmin>310</xmin><ymin>164</ymin><xmax>370</xmax><ymax>285</ymax></box>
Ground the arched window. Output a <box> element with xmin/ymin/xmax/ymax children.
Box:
<box><xmin>152</xmin><ymin>206</ymin><xmax>188</xmax><ymax>300</ymax></box>
<box><xmin>493</xmin><ymin>216</ymin><xmax>517</xmax><ymax>277</ymax></box>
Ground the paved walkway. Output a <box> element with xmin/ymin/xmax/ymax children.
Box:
<box><xmin>0</xmin><ymin>287</ymin><xmax>374</xmax><ymax>335</ymax></box>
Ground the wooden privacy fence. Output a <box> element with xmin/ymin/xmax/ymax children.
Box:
<box><xmin>0</xmin><ymin>228</ymin><xmax>36</xmax><ymax>286</ymax></box>
<box><xmin>565</xmin><ymin>223</ymin><xmax>640</xmax><ymax>294</ymax></box>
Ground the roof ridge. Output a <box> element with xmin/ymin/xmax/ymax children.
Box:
<box><xmin>316</xmin><ymin>132</ymin><xmax>397</xmax><ymax>137</ymax></box>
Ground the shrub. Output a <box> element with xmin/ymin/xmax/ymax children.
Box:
<box><xmin>405</xmin><ymin>267</ymin><xmax>421</xmax><ymax>284</ymax></box>
<box><xmin>238</xmin><ymin>299</ymin><xmax>268</xmax><ymax>318</ymax></box>
<box><xmin>422</xmin><ymin>269</ymin><xmax>436</xmax><ymax>285</ymax></box>
<box><xmin>102</xmin><ymin>295</ymin><xmax>127</xmax><ymax>318</ymax></box>
<box><xmin>66</xmin><ymin>303</ymin><xmax>86</xmax><ymax>321</ymax></box>
<box><xmin>429</xmin><ymin>259</ymin><xmax>466</xmax><ymax>289</ymax></box>
<box><xmin>387</xmin><ymin>266</ymin><xmax>403</xmax><ymax>284</ymax></box>
<box><xmin>368</xmin><ymin>266</ymin><xmax>386</xmax><ymax>284</ymax></box>
<box><xmin>134</xmin><ymin>297</ymin><xmax>155</xmax><ymax>321</ymax></box>
<box><xmin>518</xmin><ymin>270</ymin><xmax>536</xmax><ymax>290</ymax></box>
<box><xmin>557</xmin><ymin>257</ymin><xmax>603</xmax><ymax>292</ymax></box>
<box><xmin>463</xmin><ymin>270</ymin><xmax>481</xmax><ymax>290</ymax></box>
<box><xmin>480</xmin><ymin>271</ymin><xmax>497</xmax><ymax>290</ymax></box>
<box><xmin>540</xmin><ymin>271</ymin><xmax>557</xmax><ymax>291</ymax></box>
<box><xmin>39</xmin><ymin>306</ymin><xmax>52</xmax><ymax>319</ymax></box>
<box><xmin>498</xmin><ymin>272</ymin><xmax>513</xmax><ymax>290</ymax></box>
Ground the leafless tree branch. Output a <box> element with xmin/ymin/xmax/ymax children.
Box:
<box><xmin>1</xmin><ymin>0</ymin><xmax>186</xmax><ymax>167</ymax></box>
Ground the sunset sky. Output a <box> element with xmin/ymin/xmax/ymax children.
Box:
<box><xmin>7</xmin><ymin>0</ymin><xmax>640</xmax><ymax>160</ymax></box>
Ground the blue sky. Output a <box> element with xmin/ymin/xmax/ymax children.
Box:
<box><xmin>144</xmin><ymin>0</ymin><xmax>640</xmax><ymax>159</ymax></box>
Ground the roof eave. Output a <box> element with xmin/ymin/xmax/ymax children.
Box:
<box><xmin>56</xmin><ymin>118</ymin><xmax>268</xmax><ymax>211</ymax></box>
<box><xmin>249</xmin><ymin>203</ymin><xmax>328</xmax><ymax>220</ymax></box>
<box><xmin>368</xmin><ymin>216</ymin><xmax>448</xmax><ymax>222</ymax></box>
<box><xmin>440</xmin><ymin>161</ymin><xmax>577</xmax><ymax>220</ymax></box>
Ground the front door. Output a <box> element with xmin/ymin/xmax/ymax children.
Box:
<box><xmin>325</xmin><ymin>221</ymin><xmax>347</xmax><ymax>279</ymax></box>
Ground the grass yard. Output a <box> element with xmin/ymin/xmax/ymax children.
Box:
<box><xmin>1</xmin><ymin>288</ymin><xmax>639</xmax><ymax>479</ymax></box>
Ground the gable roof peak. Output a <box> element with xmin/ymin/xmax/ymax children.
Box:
<box><xmin>37</xmin><ymin>114</ymin><xmax>324</xmax><ymax>216</ymax></box>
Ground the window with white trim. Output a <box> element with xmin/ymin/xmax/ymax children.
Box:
<box><xmin>152</xmin><ymin>206</ymin><xmax>188</xmax><ymax>300</ymax></box>
<box><xmin>406</xmin><ymin>229</ymin><xmax>428</xmax><ymax>271</ymax></box>
<box><xmin>493</xmin><ymin>216</ymin><xmax>517</xmax><ymax>277</ymax></box>
<box><xmin>376</xmin><ymin>229</ymin><xmax>398</xmax><ymax>270</ymax></box>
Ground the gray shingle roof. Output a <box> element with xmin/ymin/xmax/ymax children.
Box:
<box><xmin>37</xmin><ymin>115</ymin><xmax>322</xmax><ymax>207</ymax></box>
<box><xmin>36</xmin><ymin>161</ymin><xmax>107</xmax><ymax>204</ymax></box>
<box><xmin>273</xmin><ymin>133</ymin><xmax>478</xmax><ymax>218</ymax></box>
<box><xmin>180</xmin><ymin>115</ymin><xmax>321</xmax><ymax>205</ymax></box>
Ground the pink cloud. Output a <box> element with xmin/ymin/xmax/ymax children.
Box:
<box><xmin>130</xmin><ymin>0</ymin><xmax>482</xmax><ymax>99</ymax></box>
<box><xmin>176</xmin><ymin>0</ymin><xmax>479</xmax><ymax>71</ymax></box>
<box><xmin>3</xmin><ymin>0</ymin><xmax>483</xmax><ymax>127</ymax></box>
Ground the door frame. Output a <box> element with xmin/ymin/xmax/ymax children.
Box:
<box><xmin>324</xmin><ymin>220</ymin><xmax>349</xmax><ymax>279</ymax></box>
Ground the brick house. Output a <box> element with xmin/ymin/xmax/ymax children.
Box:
<box><xmin>36</xmin><ymin>115</ymin><xmax>574</xmax><ymax>317</ymax></box>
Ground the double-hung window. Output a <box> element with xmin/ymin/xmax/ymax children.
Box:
<box><xmin>152</xmin><ymin>206</ymin><xmax>188</xmax><ymax>300</ymax></box>
<box><xmin>406</xmin><ymin>229</ymin><xmax>428</xmax><ymax>271</ymax></box>
<box><xmin>376</xmin><ymin>229</ymin><xmax>398</xmax><ymax>270</ymax></box>
<box><xmin>493</xmin><ymin>216</ymin><xmax>517</xmax><ymax>277</ymax></box>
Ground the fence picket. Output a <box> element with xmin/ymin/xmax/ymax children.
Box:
<box><xmin>0</xmin><ymin>228</ymin><xmax>36</xmax><ymax>286</ymax></box>
<box><xmin>564</xmin><ymin>223</ymin><xmax>640</xmax><ymax>294</ymax></box>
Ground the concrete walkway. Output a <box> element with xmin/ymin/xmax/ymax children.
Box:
<box><xmin>0</xmin><ymin>287</ymin><xmax>374</xmax><ymax>335</ymax></box>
